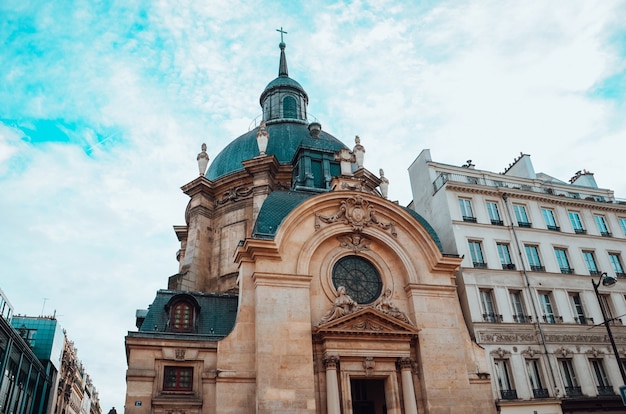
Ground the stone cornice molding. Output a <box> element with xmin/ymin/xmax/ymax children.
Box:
<box><xmin>234</xmin><ymin>238</ymin><xmax>281</xmax><ymax>263</ymax></box>
<box><xmin>242</xmin><ymin>154</ymin><xmax>281</xmax><ymax>177</ymax></box>
<box><xmin>404</xmin><ymin>283</ymin><xmax>457</xmax><ymax>298</ymax></box>
<box><xmin>181</xmin><ymin>176</ymin><xmax>215</xmax><ymax>198</ymax></box>
<box><xmin>187</xmin><ymin>204</ymin><xmax>213</xmax><ymax>220</ymax></box>
<box><xmin>251</xmin><ymin>272</ymin><xmax>312</xmax><ymax>288</ymax></box>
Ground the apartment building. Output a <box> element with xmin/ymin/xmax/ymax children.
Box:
<box><xmin>409</xmin><ymin>149</ymin><xmax>626</xmax><ymax>414</ymax></box>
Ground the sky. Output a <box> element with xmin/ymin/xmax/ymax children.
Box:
<box><xmin>1</xmin><ymin>0</ymin><xmax>626</xmax><ymax>411</ymax></box>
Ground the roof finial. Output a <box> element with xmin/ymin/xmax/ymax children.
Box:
<box><xmin>276</xmin><ymin>27</ymin><xmax>288</xmax><ymax>77</ymax></box>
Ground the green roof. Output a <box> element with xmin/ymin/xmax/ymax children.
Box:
<box><xmin>138</xmin><ymin>290</ymin><xmax>238</xmax><ymax>339</ymax></box>
<box><xmin>252</xmin><ymin>190</ymin><xmax>443</xmax><ymax>252</ymax></box>
<box><xmin>206</xmin><ymin>122</ymin><xmax>346</xmax><ymax>181</ymax></box>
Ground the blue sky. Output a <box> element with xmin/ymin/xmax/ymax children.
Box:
<box><xmin>2</xmin><ymin>0</ymin><xmax>626</xmax><ymax>411</ymax></box>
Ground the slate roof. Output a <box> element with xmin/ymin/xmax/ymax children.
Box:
<box><xmin>137</xmin><ymin>290</ymin><xmax>238</xmax><ymax>340</ymax></box>
<box><xmin>251</xmin><ymin>190</ymin><xmax>443</xmax><ymax>252</ymax></box>
<box><xmin>206</xmin><ymin>122</ymin><xmax>347</xmax><ymax>181</ymax></box>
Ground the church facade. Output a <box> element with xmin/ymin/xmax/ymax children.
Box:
<box><xmin>124</xmin><ymin>40</ymin><xmax>496</xmax><ymax>414</ymax></box>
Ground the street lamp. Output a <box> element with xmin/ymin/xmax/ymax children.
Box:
<box><xmin>592</xmin><ymin>272</ymin><xmax>626</xmax><ymax>385</ymax></box>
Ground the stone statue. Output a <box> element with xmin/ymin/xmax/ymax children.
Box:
<box><xmin>317</xmin><ymin>286</ymin><xmax>358</xmax><ymax>325</ymax></box>
<box><xmin>256</xmin><ymin>121</ymin><xmax>269</xmax><ymax>156</ymax></box>
<box><xmin>352</xmin><ymin>135</ymin><xmax>365</xmax><ymax>168</ymax></box>
<box><xmin>374</xmin><ymin>288</ymin><xmax>411</xmax><ymax>324</ymax></box>
<box><xmin>335</xmin><ymin>148</ymin><xmax>355</xmax><ymax>176</ymax></box>
<box><xmin>379</xmin><ymin>169</ymin><xmax>389</xmax><ymax>199</ymax></box>
<box><xmin>197</xmin><ymin>143</ymin><xmax>209</xmax><ymax>176</ymax></box>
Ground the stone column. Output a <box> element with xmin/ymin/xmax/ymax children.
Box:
<box><xmin>398</xmin><ymin>358</ymin><xmax>418</xmax><ymax>414</ymax></box>
<box><xmin>324</xmin><ymin>355</ymin><xmax>341</xmax><ymax>414</ymax></box>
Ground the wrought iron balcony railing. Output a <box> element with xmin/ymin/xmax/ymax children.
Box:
<box><xmin>532</xmin><ymin>388</ymin><xmax>549</xmax><ymax>398</ymax></box>
<box><xmin>499</xmin><ymin>389</ymin><xmax>518</xmax><ymax>400</ymax></box>
<box><xmin>565</xmin><ymin>386</ymin><xmax>583</xmax><ymax>397</ymax></box>
<box><xmin>597</xmin><ymin>385</ymin><xmax>614</xmax><ymax>396</ymax></box>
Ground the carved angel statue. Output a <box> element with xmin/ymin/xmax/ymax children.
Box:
<box><xmin>317</xmin><ymin>286</ymin><xmax>358</xmax><ymax>325</ymax></box>
<box><xmin>374</xmin><ymin>288</ymin><xmax>411</xmax><ymax>324</ymax></box>
<box><xmin>197</xmin><ymin>143</ymin><xmax>209</xmax><ymax>176</ymax></box>
<box><xmin>353</xmin><ymin>135</ymin><xmax>365</xmax><ymax>168</ymax></box>
<box><xmin>379</xmin><ymin>169</ymin><xmax>389</xmax><ymax>199</ymax></box>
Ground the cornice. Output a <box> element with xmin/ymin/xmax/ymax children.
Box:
<box><xmin>234</xmin><ymin>238</ymin><xmax>281</xmax><ymax>263</ymax></box>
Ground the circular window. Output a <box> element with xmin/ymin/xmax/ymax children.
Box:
<box><xmin>332</xmin><ymin>256</ymin><xmax>382</xmax><ymax>304</ymax></box>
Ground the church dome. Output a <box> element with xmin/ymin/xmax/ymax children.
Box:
<box><xmin>206</xmin><ymin>40</ymin><xmax>346</xmax><ymax>181</ymax></box>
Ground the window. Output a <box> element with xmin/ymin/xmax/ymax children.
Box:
<box><xmin>332</xmin><ymin>256</ymin><xmax>382</xmax><ymax>304</ymax></box>
<box><xmin>494</xmin><ymin>359</ymin><xmax>517</xmax><ymax>399</ymax></box>
<box><xmin>514</xmin><ymin>204</ymin><xmax>531</xmax><ymax>227</ymax></box>
<box><xmin>569</xmin><ymin>211</ymin><xmax>586</xmax><ymax>234</ymax></box>
<box><xmin>582</xmin><ymin>251</ymin><xmax>600</xmax><ymax>275</ymax></box>
<box><xmin>598</xmin><ymin>294</ymin><xmax>617</xmax><ymax>326</ymax></box>
<box><xmin>459</xmin><ymin>198</ymin><xmax>476</xmax><ymax>222</ymax></box>
<box><xmin>282</xmin><ymin>96</ymin><xmax>297</xmax><ymax>119</ymax></box>
<box><xmin>554</xmin><ymin>248</ymin><xmax>573</xmax><ymax>274</ymax></box>
<box><xmin>170</xmin><ymin>301</ymin><xmax>194</xmax><ymax>332</ymax></box>
<box><xmin>163</xmin><ymin>366</ymin><xmax>193</xmax><ymax>392</ymax></box>
<box><xmin>542</xmin><ymin>208</ymin><xmax>560</xmax><ymax>231</ymax></box>
<box><xmin>595</xmin><ymin>215</ymin><xmax>611</xmax><ymax>237</ymax></box>
<box><xmin>526</xmin><ymin>359</ymin><xmax>548</xmax><ymax>398</ymax></box>
<box><xmin>619</xmin><ymin>218</ymin><xmax>626</xmax><ymax>236</ymax></box>
<box><xmin>487</xmin><ymin>201</ymin><xmax>503</xmax><ymax>225</ymax></box>
<box><xmin>498</xmin><ymin>243</ymin><xmax>515</xmax><ymax>270</ymax></box>
<box><xmin>510</xmin><ymin>291</ymin><xmax>528</xmax><ymax>323</ymax></box>
<box><xmin>569</xmin><ymin>293</ymin><xmax>587</xmax><ymax>324</ymax></box>
<box><xmin>590</xmin><ymin>359</ymin><xmax>613</xmax><ymax>395</ymax></box>
<box><xmin>539</xmin><ymin>293</ymin><xmax>556</xmax><ymax>323</ymax></box>
<box><xmin>480</xmin><ymin>289</ymin><xmax>498</xmax><ymax>322</ymax></box>
<box><xmin>609</xmin><ymin>253</ymin><xmax>625</xmax><ymax>277</ymax></box>
<box><xmin>468</xmin><ymin>241</ymin><xmax>487</xmax><ymax>268</ymax></box>
<box><xmin>525</xmin><ymin>245</ymin><xmax>544</xmax><ymax>272</ymax></box>
<box><xmin>559</xmin><ymin>359</ymin><xmax>582</xmax><ymax>397</ymax></box>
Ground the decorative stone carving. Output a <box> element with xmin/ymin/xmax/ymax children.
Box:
<box><xmin>350</xmin><ymin>320</ymin><xmax>385</xmax><ymax>331</ymax></box>
<box><xmin>379</xmin><ymin>169</ymin><xmax>389</xmax><ymax>199</ymax></box>
<box><xmin>353</xmin><ymin>136</ymin><xmax>365</xmax><ymax>169</ymax></box>
<box><xmin>175</xmin><ymin>349</ymin><xmax>186</xmax><ymax>360</ymax></box>
<box><xmin>167</xmin><ymin>410</ymin><xmax>185</xmax><ymax>414</ymax></box>
<box><xmin>323</xmin><ymin>355</ymin><xmax>339</xmax><ymax>369</ymax></box>
<box><xmin>586</xmin><ymin>347</ymin><xmax>604</xmax><ymax>358</ymax></box>
<box><xmin>197</xmin><ymin>143</ymin><xmax>209</xmax><ymax>176</ymax></box>
<box><xmin>317</xmin><ymin>287</ymin><xmax>358</xmax><ymax>325</ymax></box>
<box><xmin>215</xmin><ymin>186</ymin><xmax>253</xmax><ymax>205</ymax></box>
<box><xmin>556</xmin><ymin>347</ymin><xmax>571</xmax><ymax>358</ymax></box>
<box><xmin>363</xmin><ymin>357</ymin><xmax>375</xmax><ymax>376</ymax></box>
<box><xmin>374</xmin><ymin>288</ymin><xmax>412</xmax><ymax>325</ymax></box>
<box><xmin>339</xmin><ymin>180</ymin><xmax>365</xmax><ymax>192</ymax></box>
<box><xmin>490</xmin><ymin>348</ymin><xmax>511</xmax><ymax>358</ymax></box>
<box><xmin>256</xmin><ymin>121</ymin><xmax>269</xmax><ymax>155</ymax></box>
<box><xmin>521</xmin><ymin>347</ymin><xmax>540</xmax><ymax>358</ymax></box>
<box><xmin>397</xmin><ymin>357</ymin><xmax>414</xmax><ymax>371</ymax></box>
<box><xmin>479</xmin><ymin>332</ymin><xmax>537</xmax><ymax>343</ymax></box>
<box><xmin>315</xmin><ymin>195</ymin><xmax>397</xmax><ymax>237</ymax></box>
<box><xmin>337</xmin><ymin>233</ymin><xmax>371</xmax><ymax>252</ymax></box>
<box><xmin>335</xmin><ymin>148</ymin><xmax>355</xmax><ymax>176</ymax></box>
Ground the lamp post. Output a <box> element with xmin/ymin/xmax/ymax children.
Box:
<box><xmin>592</xmin><ymin>272</ymin><xmax>626</xmax><ymax>385</ymax></box>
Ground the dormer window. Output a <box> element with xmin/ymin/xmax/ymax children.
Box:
<box><xmin>166</xmin><ymin>294</ymin><xmax>200</xmax><ymax>333</ymax></box>
<box><xmin>283</xmin><ymin>96</ymin><xmax>297</xmax><ymax>118</ymax></box>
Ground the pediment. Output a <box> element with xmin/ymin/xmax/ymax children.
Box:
<box><xmin>314</xmin><ymin>307</ymin><xmax>420</xmax><ymax>338</ymax></box>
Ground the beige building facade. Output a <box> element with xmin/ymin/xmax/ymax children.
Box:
<box><xmin>124</xmin><ymin>41</ymin><xmax>497</xmax><ymax>414</ymax></box>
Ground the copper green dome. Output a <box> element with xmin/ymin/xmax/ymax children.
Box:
<box><xmin>205</xmin><ymin>122</ymin><xmax>346</xmax><ymax>181</ymax></box>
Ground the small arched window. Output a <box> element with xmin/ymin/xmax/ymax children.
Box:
<box><xmin>282</xmin><ymin>96</ymin><xmax>297</xmax><ymax>119</ymax></box>
<box><xmin>170</xmin><ymin>301</ymin><xmax>194</xmax><ymax>332</ymax></box>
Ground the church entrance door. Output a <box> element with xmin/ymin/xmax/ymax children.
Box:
<box><xmin>351</xmin><ymin>378</ymin><xmax>387</xmax><ymax>414</ymax></box>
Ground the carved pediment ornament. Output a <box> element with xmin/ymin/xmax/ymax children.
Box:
<box><xmin>175</xmin><ymin>349</ymin><xmax>186</xmax><ymax>360</ymax></box>
<box><xmin>490</xmin><ymin>347</ymin><xmax>511</xmax><ymax>358</ymax></box>
<box><xmin>364</xmin><ymin>357</ymin><xmax>375</xmax><ymax>376</ymax></box>
<box><xmin>350</xmin><ymin>320</ymin><xmax>385</xmax><ymax>331</ymax></box>
<box><xmin>521</xmin><ymin>347</ymin><xmax>541</xmax><ymax>358</ymax></box>
<box><xmin>556</xmin><ymin>347</ymin><xmax>571</xmax><ymax>358</ymax></box>
<box><xmin>215</xmin><ymin>186</ymin><xmax>253</xmax><ymax>205</ymax></box>
<box><xmin>315</xmin><ymin>195</ymin><xmax>397</xmax><ymax>237</ymax></box>
<box><xmin>586</xmin><ymin>347</ymin><xmax>604</xmax><ymax>358</ymax></box>
<box><xmin>337</xmin><ymin>233</ymin><xmax>371</xmax><ymax>252</ymax></box>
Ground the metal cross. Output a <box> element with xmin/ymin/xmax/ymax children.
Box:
<box><xmin>276</xmin><ymin>27</ymin><xmax>288</xmax><ymax>43</ymax></box>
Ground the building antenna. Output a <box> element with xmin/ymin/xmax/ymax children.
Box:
<box><xmin>41</xmin><ymin>298</ymin><xmax>48</xmax><ymax>316</ymax></box>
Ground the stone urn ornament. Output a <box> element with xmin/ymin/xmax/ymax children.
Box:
<box><xmin>197</xmin><ymin>143</ymin><xmax>209</xmax><ymax>176</ymax></box>
<box><xmin>256</xmin><ymin>121</ymin><xmax>269</xmax><ymax>156</ymax></box>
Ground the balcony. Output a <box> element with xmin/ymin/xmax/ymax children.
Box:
<box><xmin>482</xmin><ymin>313</ymin><xmax>500</xmax><ymax>323</ymax></box>
<box><xmin>473</xmin><ymin>262</ymin><xmax>488</xmax><ymax>269</ymax></box>
<box><xmin>574</xmin><ymin>316</ymin><xmax>592</xmax><ymax>325</ymax></box>
<box><xmin>462</xmin><ymin>216</ymin><xmax>477</xmax><ymax>223</ymax></box>
<box><xmin>600</xmin><ymin>231</ymin><xmax>612</xmax><ymax>237</ymax></box>
<box><xmin>597</xmin><ymin>385</ymin><xmax>615</xmax><ymax>396</ymax></box>
<box><xmin>500</xmin><ymin>389</ymin><xmax>518</xmax><ymax>400</ymax></box>
<box><xmin>532</xmin><ymin>388</ymin><xmax>549</xmax><ymax>398</ymax></box>
<box><xmin>530</xmin><ymin>265</ymin><xmax>546</xmax><ymax>272</ymax></box>
<box><xmin>547</xmin><ymin>225</ymin><xmax>561</xmax><ymax>231</ymax></box>
<box><xmin>491</xmin><ymin>219</ymin><xmax>504</xmax><ymax>226</ymax></box>
<box><xmin>518</xmin><ymin>221</ymin><xmax>532</xmax><ymax>228</ymax></box>
<box><xmin>513</xmin><ymin>314</ymin><xmax>531</xmax><ymax>323</ymax></box>
<box><xmin>574</xmin><ymin>228</ymin><xmax>587</xmax><ymax>234</ymax></box>
<box><xmin>565</xmin><ymin>386</ymin><xmax>583</xmax><ymax>397</ymax></box>
<box><xmin>589</xmin><ymin>270</ymin><xmax>603</xmax><ymax>276</ymax></box>
<box><xmin>502</xmin><ymin>263</ymin><xmax>516</xmax><ymax>270</ymax></box>
<box><xmin>543</xmin><ymin>315</ymin><xmax>556</xmax><ymax>324</ymax></box>
<box><xmin>560</xmin><ymin>267</ymin><xmax>575</xmax><ymax>274</ymax></box>
<box><xmin>616</xmin><ymin>272</ymin><xmax>626</xmax><ymax>279</ymax></box>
